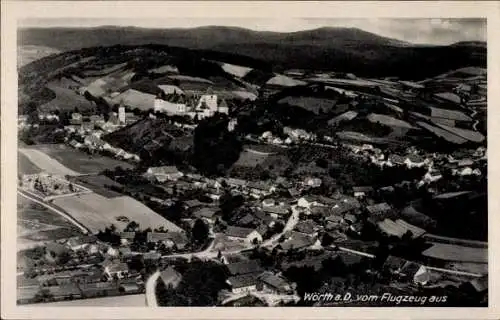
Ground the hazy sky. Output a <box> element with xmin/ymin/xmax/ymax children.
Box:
<box><xmin>20</xmin><ymin>18</ymin><xmax>486</xmax><ymax>45</ymax></box>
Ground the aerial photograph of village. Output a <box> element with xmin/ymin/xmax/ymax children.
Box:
<box><xmin>16</xmin><ymin>17</ymin><xmax>487</xmax><ymax>307</ymax></box>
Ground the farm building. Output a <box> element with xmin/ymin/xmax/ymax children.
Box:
<box><xmin>226</xmin><ymin>274</ymin><xmax>259</xmax><ymax>294</ymax></box>
<box><xmin>145</xmin><ymin>166</ymin><xmax>184</xmax><ymax>182</ymax></box>
<box><xmin>225</xmin><ymin>226</ymin><xmax>263</xmax><ymax>244</ymax></box>
<box><xmin>103</xmin><ymin>260</ymin><xmax>129</xmax><ymax>280</ymax></box>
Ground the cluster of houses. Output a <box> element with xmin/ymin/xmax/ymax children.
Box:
<box><xmin>255</xmin><ymin>126</ymin><xmax>317</xmax><ymax>146</ymax></box>
<box><xmin>342</xmin><ymin>142</ymin><xmax>485</xmax><ymax>186</ymax></box>
<box><xmin>17</xmin><ymin>235</ymin><xmax>146</xmax><ymax>304</ymax></box>
<box><xmin>65</xmin><ymin>126</ymin><xmax>141</xmax><ymax>163</ymax></box>
<box><xmin>221</xmin><ymin>259</ymin><xmax>296</xmax><ymax>296</ymax></box>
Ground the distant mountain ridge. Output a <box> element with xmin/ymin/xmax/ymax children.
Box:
<box><xmin>18</xmin><ymin>26</ymin><xmax>411</xmax><ymax>51</ymax></box>
<box><xmin>18</xmin><ymin>26</ymin><xmax>486</xmax><ymax>80</ymax></box>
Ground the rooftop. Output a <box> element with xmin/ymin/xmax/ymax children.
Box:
<box><xmin>225</xmin><ymin>226</ymin><xmax>257</xmax><ymax>238</ymax></box>
<box><xmin>226</xmin><ymin>260</ymin><xmax>263</xmax><ymax>276</ymax></box>
<box><xmin>227</xmin><ymin>274</ymin><xmax>259</xmax><ymax>289</ymax></box>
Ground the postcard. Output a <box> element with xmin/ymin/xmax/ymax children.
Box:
<box><xmin>1</xmin><ymin>1</ymin><xmax>499</xmax><ymax>319</ymax></box>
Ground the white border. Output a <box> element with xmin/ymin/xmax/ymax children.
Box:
<box><xmin>2</xmin><ymin>1</ymin><xmax>499</xmax><ymax>319</ymax></box>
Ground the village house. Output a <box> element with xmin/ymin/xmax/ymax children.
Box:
<box><xmin>262</xmin><ymin>205</ymin><xmax>290</xmax><ymax>219</ymax></box>
<box><xmin>119</xmin><ymin>232</ymin><xmax>136</xmax><ymax>245</ymax></box>
<box><xmin>105</xmin><ymin>247</ymin><xmax>120</xmax><ymax>258</ymax></box>
<box><xmin>145</xmin><ymin>166</ymin><xmax>184</xmax><ymax>183</ymax></box>
<box><xmin>79</xmin><ymin>281</ymin><xmax>121</xmax><ymax>298</ymax></box>
<box><xmin>225</xmin><ymin>177</ymin><xmax>248</xmax><ymax>190</ymax></box>
<box><xmin>458</xmin><ymin>158</ymin><xmax>475</xmax><ymax>167</ymax></box>
<box><xmin>65</xmin><ymin>236</ymin><xmax>96</xmax><ymax>251</ymax></box>
<box><xmin>146</xmin><ymin>232</ymin><xmax>189</xmax><ymax>250</ymax></box>
<box><xmin>294</xmin><ymin>220</ymin><xmax>321</xmax><ymax>237</ymax></box>
<box><xmin>352</xmin><ymin>186</ymin><xmax>374</xmax><ymax>198</ymax></box>
<box><xmin>366</xmin><ymin>202</ymin><xmax>392</xmax><ymax>218</ymax></box>
<box><xmin>258</xmin><ymin>271</ymin><xmax>295</xmax><ymax>294</ymax></box>
<box><xmin>17</xmin><ymin>286</ymin><xmax>42</xmax><ymax>304</ymax></box>
<box><xmin>387</xmin><ymin>154</ymin><xmax>406</xmax><ymax>167</ymax></box>
<box><xmin>325</xmin><ymin>214</ymin><xmax>344</xmax><ymax>229</ymax></box>
<box><xmin>143</xmin><ymin>251</ymin><xmax>162</xmax><ymax>263</ymax></box>
<box><xmin>405</xmin><ymin>154</ymin><xmax>427</xmax><ymax>168</ymax></box>
<box><xmin>423</xmin><ymin>169</ymin><xmax>442</xmax><ymax>183</ymax></box>
<box><xmin>343</xmin><ymin>213</ymin><xmax>358</xmax><ymax>225</ymax></box>
<box><xmin>103</xmin><ymin>260</ymin><xmax>129</xmax><ymax>281</ymax></box>
<box><xmin>183</xmin><ymin>199</ymin><xmax>206</xmax><ymax>210</ymax></box>
<box><xmin>46</xmin><ymin>283</ymin><xmax>82</xmax><ymax>301</ymax></box>
<box><xmin>248</xmin><ymin>181</ymin><xmax>276</xmax><ymax>198</ymax></box>
<box><xmin>69</xmin><ymin>112</ymin><xmax>83</xmax><ymax>125</ymax></box>
<box><xmin>329</xmin><ymin>197</ymin><xmax>361</xmax><ymax>217</ymax></box>
<box><xmin>226</xmin><ymin>274</ymin><xmax>260</xmax><ymax>294</ymax></box>
<box><xmin>225</xmin><ymin>260</ymin><xmax>264</xmax><ymax>294</ymax></box>
<box><xmin>68</xmin><ymin>139</ymin><xmax>83</xmax><ymax>149</ymax></box>
<box><xmin>382</xmin><ymin>256</ymin><xmax>431</xmax><ymax>285</ymax></box>
<box><xmin>262</xmin><ymin>198</ymin><xmax>275</xmax><ymax>207</ymax></box>
<box><xmin>304</xmin><ymin>177</ymin><xmax>322</xmax><ymax>188</ymax></box>
<box><xmin>38</xmin><ymin>113</ymin><xmax>60</xmax><ymax>122</ymax></box>
<box><xmin>297</xmin><ymin>196</ymin><xmax>325</xmax><ymax>209</ymax></box>
<box><xmin>277</xmin><ymin>232</ymin><xmax>316</xmax><ymax>252</ymax></box>
<box><xmin>225</xmin><ymin>226</ymin><xmax>263</xmax><ymax>244</ymax></box>
<box><xmin>193</xmin><ymin>207</ymin><xmax>219</xmax><ymax>222</ymax></box>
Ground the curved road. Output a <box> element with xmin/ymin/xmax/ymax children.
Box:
<box><xmin>145</xmin><ymin>271</ymin><xmax>161</xmax><ymax>307</ymax></box>
<box><xmin>261</xmin><ymin>205</ymin><xmax>300</xmax><ymax>248</ymax></box>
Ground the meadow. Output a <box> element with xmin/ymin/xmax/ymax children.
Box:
<box><xmin>52</xmin><ymin>193</ymin><xmax>183</xmax><ymax>234</ymax></box>
<box><xmin>29</xmin><ymin>144</ymin><xmax>133</xmax><ymax>174</ymax></box>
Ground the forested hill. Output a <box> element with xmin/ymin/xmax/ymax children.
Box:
<box><xmin>19</xmin><ymin>26</ymin><xmax>486</xmax><ymax>79</ymax></box>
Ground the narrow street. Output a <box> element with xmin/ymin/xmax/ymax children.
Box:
<box><xmin>261</xmin><ymin>205</ymin><xmax>300</xmax><ymax>248</ymax></box>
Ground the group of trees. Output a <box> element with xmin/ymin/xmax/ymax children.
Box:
<box><xmin>192</xmin><ymin>114</ymin><xmax>242</xmax><ymax>175</ymax></box>
<box><xmin>155</xmin><ymin>260</ymin><xmax>228</xmax><ymax>306</ymax></box>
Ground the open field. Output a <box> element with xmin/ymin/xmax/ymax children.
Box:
<box><xmin>69</xmin><ymin>175</ymin><xmax>124</xmax><ymax>198</ymax></box>
<box><xmin>18</xmin><ymin>195</ymin><xmax>81</xmax><ymax>230</ymax></box>
<box><xmin>445</xmin><ymin>262</ymin><xmax>488</xmax><ymax>275</ymax></box>
<box><xmin>82</xmin><ymin>62</ymin><xmax>128</xmax><ymax>77</ymax></box>
<box><xmin>221</xmin><ymin>62</ymin><xmax>253</xmax><ymax>78</ymax></box>
<box><xmin>19</xmin><ymin>148</ymin><xmax>80</xmax><ymax>176</ymax></box>
<box><xmin>416</xmin><ymin>122</ymin><xmax>468</xmax><ymax>144</ymax></box>
<box><xmin>18</xmin><ymin>45</ymin><xmax>61</xmax><ymax>68</ymax></box>
<box><xmin>28</xmin><ymin>144</ymin><xmax>133</xmax><ymax>174</ymax></box>
<box><xmin>429</xmin><ymin>107</ymin><xmax>472</xmax><ymax>122</ymax></box>
<box><xmin>52</xmin><ymin>193</ymin><xmax>183</xmax><ymax>234</ymax></box>
<box><xmin>367</xmin><ymin>113</ymin><xmax>415</xmax><ymax>129</ymax></box>
<box><xmin>245</xmin><ymin>144</ymin><xmax>282</xmax><ymax>154</ymax></box>
<box><xmin>328</xmin><ymin>111</ymin><xmax>358</xmax><ymax>125</ymax></box>
<box><xmin>434</xmin><ymin>123</ymin><xmax>485</xmax><ymax>143</ymax></box>
<box><xmin>278</xmin><ymin>96</ymin><xmax>338</xmax><ymax>115</ymax></box>
<box><xmin>18</xmin><ymin>152</ymin><xmax>42</xmax><ymax>175</ymax></box>
<box><xmin>18</xmin><ymin>196</ymin><xmax>83</xmax><ymax>250</ymax></box>
<box><xmin>233</xmin><ymin>149</ymin><xmax>269</xmax><ymax>168</ymax></box>
<box><xmin>40</xmin><ymin>84</ymin><xmax>95</xmax><ymax>113</ymax></box>
<box><xmin>32</xmin><ymin>294</ymin><xmax>146</xmax><ymax>307</ymax></box>
<box><xmin>422</xmin><ymin>243</ymin><xmax>487</xmax><ymax>264</ymax></box>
